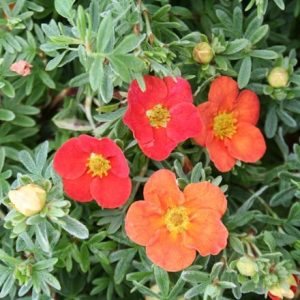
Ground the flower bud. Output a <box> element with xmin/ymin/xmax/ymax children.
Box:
<box><xmin>193</xmin><ymin>42</ymin><xmax>214</xmax><ymax>64</ymax></box>
<box><xmin>267</xmin><ymin>67</ymin><xmax>289</xmax><ymax>88</ymax></box>
<box><xmin>8</xmin><ymin>184</ymin><xmax>46</xmax><ymax>216</ymax></box>
<box><xmin>10</xmin><ymin>60</ymin><xmax>32</xmax><ymax>77</ymax></box>
<box><xmin>236</xmin><ymin>257</ymin><xmax>257</xmax><ymax>277</ymax></box>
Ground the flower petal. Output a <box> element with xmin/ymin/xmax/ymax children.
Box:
<box><xmin>109</xmin><ymin>153</ymin><xmax>130</xmax><ymax>178</ymax></box>
<box><xmin>144</xmin><ymin>169</ymin><xmax>185</xmax><ymax>212</ymax></box>
<box><xmin>163</xmin><ymin>77</ymin><xmax>193</xmax><ymax>107</ymax></box>
<box><xmin>128</xmin><ymin>75</ymin><xmax>168</xmax><ymax>110</ymax></box>
<box><xmin>183</xmin><ymin>181</ymin><xmax>227</xmax><ymax>216</ymax></box>
<box><xmin>125</xmin><ymin>201</ymin><xmax>164</xmax><ymax>246</ymax></box>
<box><xmin>166</xmin><ymin>102</ymin><xmax>202</xmax><ymax>142</ymax></box>
<box><xmin>206</xmin><ymin>138</ymin><xmax>236</xmax><ymax>172</ymax></box>
<box><xmin>146</xmin><ymin>229</ymin><xmax>196</xmax><ymax>272</ymax></box>
<box><xmin>123</xmin><ymin>102</ymin><xmax>154</xmax><ymax>145</ymax></box>
<box><xmin>78</xmin><ymin>135</ymin><xmax>119</xmax><ymax>158</ymax></box>
<box><xmin>208</xmin><ymin>76</ymin><xmax>239</xmax><ymax>111</ymax></box>
<box><xmin>226</xmin><ymin>122</ymin><xmax>266</xmax><ymax>163</ymax></box>
<box><xmin>183</xmin><ymin>209</ymin><xmax>228</xmax><ymax>256</ymax></box>
<box><xmin>139</xmin><ymin>128</ymin><xmax>177</xmax><ymax>161</ymax></box>
<box><xmin>90</xmin><ymin>174</ymin><xmax>131</xmax><ymax>208</ymax></box>
<box><xmin>234</xmin><ymin>90</ymin><xmax>260</xmax><ymax>125</ymax></box>
<box><xmin>193</xmin><ymin>102</ymin><xmax>213</xmax><ymax>146</ymax></box>
<box><xmin>53</xmin><ymin>137</ymin><xmax>89</xmax><ymax>180</ymax></box>
<box><xmin>63</xmin><ymin>172</ymin><xmax>93</xmax><ymax>202</ymax></box>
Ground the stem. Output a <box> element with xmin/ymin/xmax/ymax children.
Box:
<box><xmin>84</xmin><ymin>94</ymin><xmax>96</xmax><ymax>133</ymax></box>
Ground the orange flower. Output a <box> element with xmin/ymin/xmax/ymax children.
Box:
<box><xmin>194</xmin><ymin>76</ymin><xmax>266</xmax><ymax>172</ymax></box>
<box><xmin>125</xmin><ymin>169</ymin><xmax>228</xmax><ymax>272</ymax></box>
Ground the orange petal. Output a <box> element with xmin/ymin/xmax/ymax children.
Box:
<box><xmin>208</xmin><ymin>76</ymin><xmax>239</xmax><ymax>111</ymax></box>
<box><xmin>193</xmin><ymin>102</ymin><xmax>213</xmax><ymax>146</ymax></box>
<box><xmin>226</xmin><ymin>122</ymin><xmax>266</xmax><ymax>163</ymax></box>
<box><xmin>234</xmin><ymin>90</ymin><xmax>260</xmax><ymax>125</ymax></box>
<box><xmin>183</xmin><ymin>181</ymin><xmax>227</xmax><ymax>216</ymax></box>
<box><xmin>146</xmin><ymin>228</ymin><xmax>196</xmax><ymax>272</ymax></box>
<box><xmin>206</xmin><ymin>138</ymin><xmax>236</xmax><ymax>172</ymax></box>
<box><xmin>183</xmin><ymin>209</ymin><xmax>228</xmax><ymax>256</ymax></box>
<box><xmin>125</xmin><ymin>201</ymin><xmax>164</xmax><ymax>246</ymax></box>
<box><xmin>144</xmin><ymin>169</ymin><xmax>185</xmax><ymax>211</ymax></box>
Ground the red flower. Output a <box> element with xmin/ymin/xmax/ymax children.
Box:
<box><xmin>53</xmin><ymin>135</ymin><xmax>131</xmax><ymax>208</ymax></box>
<box><xmin>125</xmin><ymin>169</ymin><xmax>228</xmax><ymax>272</ymax></box>
<box><xmin>194</xmin><ymin>76</ymin><xmax>266</xmax><ymax>172</ymax></box>
<box><xmin>123</xmin><ymin>75</ymin><xmax>202</xmax><ymax>161</ymax></box>
<box><xmin>268</xmin><ymin>275</ymin><xmax>299</xmax><ymax>300</ymax></box>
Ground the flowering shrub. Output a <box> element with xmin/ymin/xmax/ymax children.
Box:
<box><xmin>0</xmin><ymin>1</ymin><xmax>300</xmax><ymax>300</ymax></box>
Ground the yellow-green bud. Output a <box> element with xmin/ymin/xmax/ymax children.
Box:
<box><xmin>267</xmin><ymin>67</ymin><xmax>289</xmax><ymax>88</ymax></box>
<box><xmin>236</xmin><ymin>257</ymin><xmax>258</xmax><ymax>277</ymax></box>
<box><xmin>8</xmin><ymin>184</ymin><xmax>46</xmax><ymax>216</ymax></box>
<box><xmin>193</xmin><ymin>42</ymin><xmax>214</xmax><ymax>64</ymax></box>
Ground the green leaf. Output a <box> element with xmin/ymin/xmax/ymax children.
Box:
<box><xmin>43</xmin><ymin>273</ymin><xmax>61</xmax><ymax>290</ymax></box>
<box><xmin>1</xmin><ymin>80</ymin><xmax>15</xmax><ymax>98</ymax></box>
<box><xmin>270</xmin><ymin>187</ymin><xmax>296</xmax><ymax>207</ymax></box>
<box><xmin>39</xmin><ymin>71</ymin><xmax>56</xmax><ymax>89</ymax></box>
<box><xmin>54</xmin><ymin>0</ymin><xmax>75</xmax><ymax>19</ymax></box>
<box><xmin>154</xmin><ymin>266</ymin><xmax>169</xmax><ymax>296</ymax></box>
<box><xmin>224</xmin><ymin>39</ymin><xmax>249</xmax><ymax>55</ymax></box>
<box><xmin>248</xmin><ymin>25</ymin><xmax>269</xmax><ymax>45</ymax></box>
<box><xmin>0</xmin><ymin>274</ymin><xmax>15</xmax><ymax>298</ymax></box>
<box><xmin>113</xmin><ymin>34</ymin><xmax>145</xmax><ymax>54</ymax></box>
<box><xmin>35</xmin><ymin>223</ymin><xmax>50</xmax><ymax>253</ymax></box>
<box><xmin>19</xmin><ymin>150</ymin><xmax>37</xmax><ymax>173</ymax></box>
<box><xmin>0</xmin><ymin>109</ymin><xmax>15</xmax><ymax>121</ymax></box>
<box><xmin>238</xmin><ymin>56</ymin><xmax>252</xmax><ymax>88</ymax></box>
<box><xmin>109</xmin><ymin>55</ymin><xmax>131</xmax><ymax>83</ymax></box>
<box><xmin>264</xmin><ymin>105</ymin><xmax>278</xmax><ymax>138</ymax></box>
<box><xmin>273</xmin><ymin>0</ymin><xmax>285</xmax><ymax>10</ymax></box>
<box><xmin>61</xmin><ymin>215</ymin><xmax>89</xmax><ymax>239</ymax></box>
<box><xmin>277</xmin><ymin>109</ymin><xmax>297</xmax><ymax>128</ymax></box>
<box><xmin>96</xmin><ymin>13</ymin><xmax>114</xmax><ymax>53</ymax></box>
<box><xmin>69</xmin><ymin>73</ymin><xmax>89</xmax><ymax>87</ymax></box>
<box><xmin>229</xmin><ymin>236</ymin><xmax>244</xmax><ymax>254</ymax></box>
<box><xmin>250</xmin><ymin>50</ymin><xmax>278</xmax><ymax>59</ymax></box>
<box><xmin>89</xmin><ymin>56</ymin><xmax>104</xmax><ymax>92</ymax></box>
<box><xmin>263</xmin><ymin>231</ymin><xmax>276</xmax><ymax>251</ymax></box>
<box><xmin>46</xmin><ymin>52</ymin><xmax>66</xmax><ymax>71</ymax></box>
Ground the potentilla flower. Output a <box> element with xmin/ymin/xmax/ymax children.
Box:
<box><xmin>10</xmin><ymin>60</ymin><xmax>32</xmax><ymax>76</ymax></box>
<box><xmin>8</xmin><ymin>184</ymin><xmax>46</xmax><ymax>217</ymax></box>
<box><xmin>194</xmin><ymin>76</ymin><xmax>266</xmax><ymax>172</ymax></box>
<box><xmin>53</xmin><ymin>135</ymin><xmax>131</xmax><ymax>208</ymax></box>
<box><xmin>125</xmin><ymin>169</ymin><xmax>228</xmax><ymax>272</ymax></box>
<box><xmin>123</xmin><ymin>75</ymin><xmax>202</xmax><ymax>161</ymax></box>
<box><xmin>268</xmin><ymin>275</ymin><xmax>299</xmax><ymax>300</ymax></box>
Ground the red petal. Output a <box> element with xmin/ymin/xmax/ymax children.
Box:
<box><xmin>226</xmin><ymin>122</ymin><xmax>266</xmax><ymax>163</ymax></box>
<box><xmin>78</xmin><ymin>135</ymin><xmax>119</xmax><ymax>158</ymax></box>
<box><xmin>127</xmin><ymin>75</ymin><xmax>168</xmax><ymax>110</ymax></box>
<box><xmin>193</xmin><ymin>102</ymin><xmax>214</xmax><ymax>146</ymax></box>
<box><xmin>167</xmin><ymin>102</ymin><xmax>202</xmax><ymax>142</ymax></box>
<box><xmin>139</xmin><ymin>128</ymin><xmax>177</xmax><ymax>161</ymax></box>
<box><xmin>234</xmin><ymin>90</ymin><xmax>260</xmax><ymax>125</ymax></box>
<box><xmin>146</xmin><ymin>228</ymin><xmax>196</xmax><ymax>272</ymax></box>
<box><xmin>183</xmin><ymin>181</ymin><xmax>227</xmax><ymax>216</ymax></box>
<box><xmin>144</xmin><ymin>169</ymin><xmax>185</xmax><ymax>212</ymax></box>
<box><xmin>109</xmin><ymin>153</ymin><xmax>130</xmax><ymax>178</ymax></box>
<box><xmin>125</xmin><ymin>201</ymin><xmax>164</xmax><ymax>246</ymax></box>
<box><xmin>63</xmin><ymin>172</ymin><xmax>93</xmax><ymax>202</ymax></box>
<box><xmin>123</xmin><ymin>102</ymin><xmax>154</xmax><ymax>145</ymax></box>
<box><xmin>206</xmin><ymin>138</ymin><xmax>236</xmax><ymax>172</ymax></box>
<box><xmin>163</xmin><ymin>77</ymin><xmax>193</xmax><ymax>107</ymax></box>
<box><xmin>90</xmin><ymin>174</ymin><xmax>131</xmax><ymax>208</ymax></box>
<box><xmin>183</xmin><ymin>209</ymin><xmax>228</xmax><ymax>256</ymax></box>
<box><xmin>53</xmin><ymin>137</ymin><xmax>89</xmax><ymax>180</ymax></box>
<box><xmin>208</xmin><ymin>76</ymin><xmax>239</xmax><ymax>111</ymax></box>
<box><xmin>268</xmin><ymin>293</ymin><xmax>281</xmax><ymax>300</ymax></box>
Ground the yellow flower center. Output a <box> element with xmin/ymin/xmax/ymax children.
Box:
<box><xmin>164</xmin><ymin>206</ymin><xmax>189</xmax><ymax>234</ymax></box>
<box><xmin>146</xmin><ymin>104</ymin><xmax>171</xmax><ymax>128</ymax></box>
<box><xmin>86</xmin><ymin>153</ymin><xmax>111</xmax><ymax>177</ymax></box>
<box><xmin>213</xmin><ymin>112</ymin><xmax>237</xmax><ymax>139</ymax></box>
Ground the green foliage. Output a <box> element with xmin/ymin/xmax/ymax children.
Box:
<box><xmin>1</xmin><ymin>0</ymin><xmax>300</xmax><ymax>299</ymax></box>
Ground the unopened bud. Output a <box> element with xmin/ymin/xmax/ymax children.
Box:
<box><xmin>267</xmin><ymin>67</ymin><xmax>289</xmax><ymax>88</ymax></box>
<box><xmin>236</xmin><ymin>257</ymin><xmax>257</xmax><ymax>277</ymax></box>
<box><xmin>193</xmin><ymin>42</ymin><xmax>214</xmax><ymax>64</ymax></box>
<box><xmin>8</xmin><ymin>184</ymin><xmax>46</xmax><ymax>216</ymax></box>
